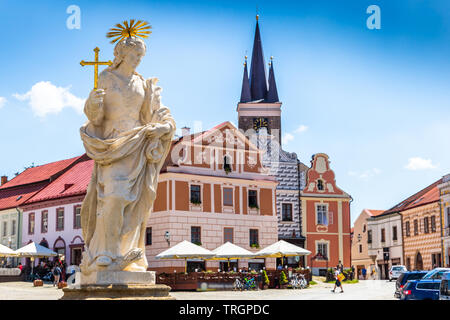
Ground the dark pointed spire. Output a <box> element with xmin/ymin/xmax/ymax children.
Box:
<box><xmin>266</xmin><ymin>57</ymin><xmax>279</xmax><ymax>103</ymax></box>
<box><xmin>240</xmin><ymin>56</ymin><xmax>251</xmax><ymax>103</ymax></box>
<box><xmin>249</xmin><ymin>15</ymin><xmax>268</xmax><ymax>102</ymax></box>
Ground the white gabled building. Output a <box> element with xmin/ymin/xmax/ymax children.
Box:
<box><xmin>367</xmin><ymin>211</ymin><xmax>404</xmax><ymax>279</ymax></box>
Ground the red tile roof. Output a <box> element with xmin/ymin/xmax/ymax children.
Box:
<box><xmin>0</xmin><ymin>182</ymin><xmax>48</xmax><ymax>210</ymax></box>
<box><xmin>365</xmin><ymin>209</ymin><xmax>385</xmax><ymax>217</ymax></box>
<box><xmin>0</xmin><ymin>155</ymin><xmax>82</xmax><ymax>189</ymax></box>
<box><xmin>383</xmin><ymin>178</ymin><xmax>443</xmax><ymax>214</ymax></box>
<box><xmin>24</xmin><ymin>158</ymin><xmax>94</xmax><ymax>204</ymax></box>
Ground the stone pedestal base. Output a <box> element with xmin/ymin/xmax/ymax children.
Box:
<box><xmin>61</xmin><ymin>283</ymin><xmax>175</xmax><ymax>300</ymax></box>
<box><xmin>60</xmin><ymin>271</ymin><xmax>175</xmax><ymax>300</ymax></box>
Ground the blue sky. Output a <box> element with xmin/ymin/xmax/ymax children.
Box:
<box><xmin>0</xmin><ymin>0</ymin><xmax>449</xmax><ymax>224</ymax></box>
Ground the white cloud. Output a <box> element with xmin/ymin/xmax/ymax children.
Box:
<box><xmin>283</xmin><ymin>133</ymin><xmax>294</xmax><ymax>146</ymax></box>
<box><xmin>348</xmin><ymin>168</ymin><xmax>382</xmax><ymax>179</ymax></box>
<box><xmin>14</xmin><ymin>81</ymin><xmax>85</xmax><ymax>117</ymax></box>
<box><xmin>405</xmin><ymin>157</ymin><xmax>437</xmax><ymax>171</ymax></box>
<box><xmin>0</xmin><ymin>97</ymin><xmax>6</xmax><ymax>108</ymax></box>
<box><xmin>294</xmin><ymin>125</ymin><xmax>308</xmax><ymax>133</ymax></box>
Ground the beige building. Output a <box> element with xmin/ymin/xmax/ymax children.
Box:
<box><xmin>146</xmin><ymin>122</ymin><xmax>279</xmax><ymax>273</ymax></box>
<box><xmin>351</xmin><ymin>209</ymin><xmax>384</xmax><ymax>279</ymax></box>
<box><xmin>438</xmin><ymin>174</ymin><xmax>450</xmax><ymax>267</ymax></box>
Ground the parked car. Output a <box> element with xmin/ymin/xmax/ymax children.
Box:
<box><xmin>400</xmin><ymin>279</ymin><xmax>441</xmax><ymax>300</ymax></box>
<box><xmin>439</xmin><ymin>272</ymin><xmax>450</xmax><ymax>300</ymax></box>
<box><xmin>422</xmin><ymin>267</ymin><xmax>450</xmax><ymax>280</ymax></box>
<box><xmin>395</xmin><ymin>271</ymin><xmax>427</xmax><ymax>298</ymax></box>
<box><xmin>389</xmin><ymin>265</ymin><xmax>407</xmax><ymax>281</ymax></box>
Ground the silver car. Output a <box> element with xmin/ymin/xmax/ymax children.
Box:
<box><xmin>389</xmin><ymin>265</ymin><xmax>407</xmax><ymax>281</ymax></box>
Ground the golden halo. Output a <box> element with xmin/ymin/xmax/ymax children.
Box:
<box><xmin>106</xmin><ymin>19</ymin><xmax>152</xmax><ymax>44</ymax></box>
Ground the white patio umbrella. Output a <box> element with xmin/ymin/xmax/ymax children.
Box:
<box><xmin>254</xmin><ymin>240</ymin><xmax>311</xmax><ymax>266</ymax></box>
<box><xmin>208</xmin><ymin>242</ymin><xmax>255</xmax><ymax>270</ymax></box>
<box><xmin>155</xmin><ymin>240</ymin><xmax>215</xmax><ymax>273</ymax></box>
<box><xmin>14</xmin><ymin>242</ymin><xmax>58</xmax><ymax>276</ymax></box>
<box><xmin>0</xmin><ymin>243</ymin><xmax>16</xmax><ymax>257</ymax></box>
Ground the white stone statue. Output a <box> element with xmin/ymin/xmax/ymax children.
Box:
<box><xmin>79</xmin><ymin>36</ymin><xmax>175</xmax><ymax>275</ymax></box>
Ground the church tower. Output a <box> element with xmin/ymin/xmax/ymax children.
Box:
<box><xmin>237</xmin><ymin>15</ymin><xmax>282</xmax><ymax>143</ymax></box>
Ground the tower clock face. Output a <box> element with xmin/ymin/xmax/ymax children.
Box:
<box><xmin>253</xmin><ymin>117</ymin><xmax>269</xmax><ymax>131</ymax></box>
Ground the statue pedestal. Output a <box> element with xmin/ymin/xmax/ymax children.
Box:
<box><xmin>60</xmin><ymin>271</ymin><xmax>175</xmax><ymax>300</ymax></box>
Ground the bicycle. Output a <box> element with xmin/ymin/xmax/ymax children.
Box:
<box><xmin>290</xmin><ymin>274</ymin><xmax>308</xmax><ymax>289</ymax></box>
<box><xmin>243</xmin><ymin>276</ymin><xmax>258</xmax><ymax>290</ymax></box>
<box><xmin>233</xmin><ymin>278</ymin><xmax>244</xmax><ymax>291</ymax></box>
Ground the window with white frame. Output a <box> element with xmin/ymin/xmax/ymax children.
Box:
<box><xmin>317</xmin><ymin>242</ymin><xmax>328</xmax><ymax>259</ymax></box>
<box><xmin>41</xmin><ymin>210</ymin><xmax>48</xmax><ymax>233</ymax></box>
<box><xmin>316</xmin><ymin>205</ymin><xmax>328</xmax><ymax>225</ymax></box>
<box><xmin>190</xmin><ymin>185</ymin><xmax>201</xmax><ymax>204</ymax></box>
<box><xmin>282</xmin><ymin>203</ymin><xmax>293</xmax><ymax>221</ymax></box>
<box><xmin>11</xmin><ymin>220</ymin><xmax>16</xmax><ymax>236</ymax></box>
<box><xmin>56</xmin><ymin>208</ymin><xmax>64</xmax><ymax>231</ymax></box>
<box><xmin>2</xmin><ymin>221</ymin><xmax>7</xmax><ymax>237</ymax></box>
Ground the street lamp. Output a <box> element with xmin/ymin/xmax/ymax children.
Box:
<box><xmin>164</xmin><ymin>231</ymin><xmax>170</xmax><ymax>246</ymax></box>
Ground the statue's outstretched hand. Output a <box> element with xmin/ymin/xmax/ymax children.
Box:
<box><xmin>145</xmin><ymin>123</ymin><xmax>171</xmax><ymax>139</ymax></box>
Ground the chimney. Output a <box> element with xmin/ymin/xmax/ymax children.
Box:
<box><xmin>1</xmin><ymin>176</ymin><xmax>7</xmax><ymax>186</ymax></box>
<box><xmin>181</xmin><ymin>127</ymin><xmax>190</xmax><ymax>137</ymax></box>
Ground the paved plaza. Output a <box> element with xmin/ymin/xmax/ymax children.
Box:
<box><xmin>0</xmin><ymin>280</ymin><xmax>396</xmax><ymax>300</ymax></box>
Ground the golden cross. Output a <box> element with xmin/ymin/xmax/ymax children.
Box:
<box><xmin>80</xmin><ymin>47</ymin><xmax>113</xmax><ymax>89</ymax></box>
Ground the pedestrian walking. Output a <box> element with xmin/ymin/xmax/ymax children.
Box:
<box><xmin>52</xmin><ymin>264</ymin><xmax>61</xmax><ymax>287</ymax></box>
<box><xmin>331</xmin><ymin>267</ymin><xmax>344</xmax><ymax>293</ymax></box>
<box><xmin>362</xmin><ymin>267</ymin><xmax>367</xmax><ymax>280</ymax></box>
<box><xmin>337</xmin><ymin>260</ymin><xmax>343</xmax><ymax>272</ymax></box>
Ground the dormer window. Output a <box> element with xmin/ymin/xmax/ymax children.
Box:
<box><xmin>317</xmin><ymin>179</ymin><xmax>324</xmax><ymax>191</ymax></box>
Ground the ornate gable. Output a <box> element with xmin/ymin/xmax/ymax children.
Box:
<box><xmin>302</xmin><ymin>153</ymin><xmax>349</xmax><ymax>197</ymax></box>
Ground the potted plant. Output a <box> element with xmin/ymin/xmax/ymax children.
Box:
<box><xmin>250</xmin><ymin>243</ymin><xmax>260</xmax><ymax>249</ymax></box>
<box><xmin>190</xmin><ymin>199</ymin><xmax>202</xmax><ymax>205</ymax></box>
<box><xmin>192</xmin><ymin>241</ymin><xmax>202</xmax><ymax>246</ymax></box>
<box><xmin>262</xmin><ymin>270</ymin><xmax>270</xmax><ymax>290</ymax></box>
<box><xmin>280</xmin><ymin>270</ymin><xmax>288</xmax><ymax>289</ymax></box>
